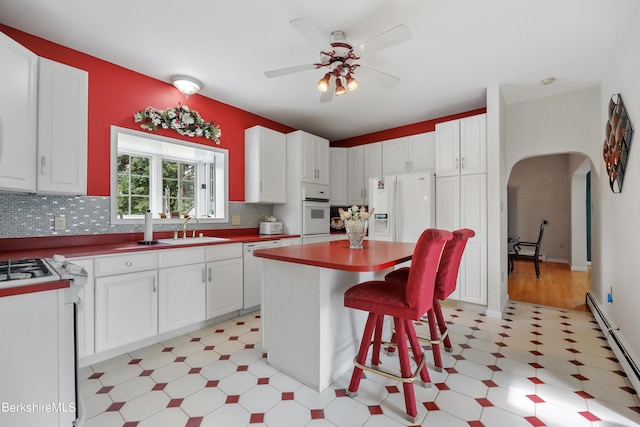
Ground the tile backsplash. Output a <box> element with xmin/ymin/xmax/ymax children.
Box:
<box><xmin>0</xmin><ymin>194</ymin><xmax>273</xmax><ymax>238</ymax></box>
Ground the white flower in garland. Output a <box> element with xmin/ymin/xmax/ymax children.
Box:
<box><xmin>134</xmin><ymin>105</ymin><xmax>221</xmax><ymax>144</ymax></box>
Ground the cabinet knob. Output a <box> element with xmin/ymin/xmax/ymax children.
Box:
<box><xmin>125</xmin><ymin>261</ymin><xmax>132</xmax><ymax>267</ymax></box>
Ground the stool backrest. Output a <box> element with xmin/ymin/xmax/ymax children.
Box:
<box><xmin>435</xmin><ymin>228</ymin><xmax>475</xmax><ymax>300</ymax></box>
<box><xmin>405</xmin><ymin>228</ymin><xmax>452</xmax><ymax>318</ymax></box>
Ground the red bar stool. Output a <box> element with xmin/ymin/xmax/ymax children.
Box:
<box><xmin>385</xmin><ymin>228</ymin><xmax>475</xmax><ymax>372</ymax></box>
<box><xmin>344</xmin><ymin>228</ymin><xmax>452</xmax><ymax>422</ymax></box>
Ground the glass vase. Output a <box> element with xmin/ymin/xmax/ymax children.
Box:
<box><xmin>345</xmin><ymin>219</ymin><xmax>368</xmax><ymax>249</ymax></box>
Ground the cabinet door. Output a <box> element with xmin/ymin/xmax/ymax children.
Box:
<box><xmin>158</xmin><ymin>264</ymin><xmax>206</xmax><ymax>334</ymax></box>
<box><xmin>0</xmin><ymin>32</ymin><xmax>38</xmax><ymax>192</ymax></box>
<box><xmin>382</xmin><ymin>137</ymin><xmax>409</xmax><ymax>175</ymax></box>
<box><xmin>299</xmin><ymin>131</ymin><xmax>318</xmax><ymax>183</ymax></box>
<box><xmin>363</xmin><ymin>142</ymin><xmax>382</xmax><ymax>204</ymax></box>
<box><xmin>460</xmin><ymin>114</ymin><xmax>486</xmax><ymax>175</ymax></box>
<box><xmin>435</xmin><ymin>176</ymin><xmax>461</xmax><ymax>231</ymax></box>
<box><xmin>68</xmin><ymin>257</ymin><xmax>95</xmax><ymax>358</ymax></box>
<box><xmin>408</xmin><ymin>132</ymin><xmax>435</xmax><ymax>172</ymax></box>
<box><xmin>95</xmin><ymin>270</ymin><xmax>158</xmax><ymax>352</ymax></box>
<box><xmin>459</xmin><ymin>174</ymin><xmax>487</xmax><ymax>304</ymax></box>
<box><xmin>37</xmin><ymin>58</ymin><xmax>88</xmax><ymax>195</ymax></box>
<box><xmin>315</xmin><ymin>136</ymin><xmax>330</xmax><ymax>185</ymax></box>
<box><xmin>348</xmin><ymin>146</ymin><xmax>364</xmax><ymax>205</ymax></box>
<box><xmin>435</xmin><ymin>120</ymin><xmax>460</xmax><ymax>177</ymax></box>
<box><xmin>330</xmin><ymin>148</ymin><xmax>348</xmax><ymax>205</ymax></box>
<box><xmin>207</xmin><ymin>258</ymin><xmax>243</xmax><ymax>319</ymax></box>
<box><xmin>245</xmin><ymin>126</ymin><xmax>286</xmax><ymax>203</ymax></box>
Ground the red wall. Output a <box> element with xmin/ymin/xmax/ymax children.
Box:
<box><xmin>331</xmin><ymin>108</ymin><xmax>487</xmax><ymax>147</ymax></box>
<box><xmin>0</xmin><ymin>24</ymin><xmax>295</xmax><ymax>200</ymax></box>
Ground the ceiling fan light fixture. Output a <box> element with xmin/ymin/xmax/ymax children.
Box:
<box><xmin>335</xmin><ymin>78</ymin><xmax>346</xmax><ymax>96</ymax></box>
<box><xmin>171</xmin><ymin>75</ymin><xmax>202</xmax><ymax>96</ymax></box>
<box><xmin>317</xmin><ymin>73</ymin><xmax>331</xmax><ymax>92</ymax></box>
<box><xmin>346</xmin><ymin>74</ymin><xmax>359</xmax><ymax>91</ymax></box>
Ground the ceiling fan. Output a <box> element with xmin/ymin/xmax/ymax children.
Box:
<box><xmin>264</xmin><ymin>18</ymin><xmax>411</xmax><ymax>103</ymax></box>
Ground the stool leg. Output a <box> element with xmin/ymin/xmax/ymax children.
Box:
<box><xmin>404</xmin><ymin>318</ymin><xmax>431</xmax><ymax>385</ymax></box>
<box><xmin>386</xmin><ymin>330</ymin><xmax>397</xmax><ymax>354</ymax></box>
<box><xmin>348</xmin><ymin>313</ymin><xmax>378</xmax><ymax>396</ymax></box>
<box><xmin>394</xmin><ymin>317</ymin><xmax>417</xmax><ymax>421</ymax></box>
<box><xmin>371</xmin><ymin>315</ymin><xmax>384</xmax><ymax>366</ymax></box>
<box><xmin>433</xmin><ymin>300</ymin><xmax>452</xmax><ymax>351</ymax></box>
<box><xmin>426</xmin><ymin>309</ymin><xmax>443</xmax><ymax>372</ymax></box>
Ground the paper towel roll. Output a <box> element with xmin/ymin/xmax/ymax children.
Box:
<box><xmin>144</xmin><ymin>210</ymin><xmax>153</xmax><ymax>241</ymax></box>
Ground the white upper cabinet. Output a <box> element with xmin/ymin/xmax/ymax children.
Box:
<box><xmin>0</xmin><ymin>33</ymin><xmax>88</xmax><ymax>195</ymax></box>
<box><xmin>289</xmin><ymin>130</ymin><xmax>329</xmax><ymax>185</ymax></box>
<box><xmin>245</xmin><ymin>126</ymin><xmax>287</xmax><ymax>203</ymax></box>
<box><xmin>348</xmin><ymin>142</ymin><xmax>382</xmax><ymax>205</ymax></box>
<box><xmin>37</xmin><ymin>58</ymin><xmax>88</xmax><ymax>195</ymax></box>
<box><xmin>0</xmin><ymin>31</ymin><xmax>38</xmax><ymax>192</ymax></box>
<box><xmin>348</xmin><ymin>146</ymin><xmax>364</xmax><ymax>204</ymax></box>
<box><xmin>330</xmin><ymin>147</ymin><xmax>348</xmax><ymax>206</ymax></box>
<box><xmin>435</xmin><ymin>114</ymin><xmax>486</xmax><ymax>177</ymax></box>
<box><xmin>382</xmin><ymin>132</ymin><xmax>435</xmax><ymax>175</ymax></box>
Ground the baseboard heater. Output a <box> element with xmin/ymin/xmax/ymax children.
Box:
<box><xmin>586</xmin><ymin>292</ymin><xmax>640</xmax><ymax>393</ymax></box>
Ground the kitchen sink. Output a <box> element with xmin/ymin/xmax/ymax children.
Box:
<box><xmin>157</xmin><ymin>236</ymin><xmax>230</xmax><ymax>245</ymax></box>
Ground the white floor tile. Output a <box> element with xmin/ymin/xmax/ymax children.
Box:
<box><xmin>119</xmin><ymin>390</ymin><xmax>170</xmax><ymax>421</ymax></box>
<box><xmin>201</xmin><ymin>402</ymin><xmax>250</xmax><ymax>427</ymax></box>
<box><xmin>108</xmin><ymin>375</ymin><xmax>155</xmax><ymax>402</ymax></box>
<box><xmin>264</xmin><ymin>400</ymin><xmax>312</xmax><ymax>427</ymax></box>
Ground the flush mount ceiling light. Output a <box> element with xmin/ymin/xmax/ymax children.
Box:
<box><xmin>540</xmin><ymin>77</ymin><xmax>556</xmax><ymax>86</ymax></box>
<box><xmin>171</xmin><ymin>75</ymin><xmax>202</xmax><ymax>96</ymax></box>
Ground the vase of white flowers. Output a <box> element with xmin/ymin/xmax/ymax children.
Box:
<box><xmin>339</xmin><ymin>205</ymin><xmax>374</xmax><ymax>249</ymax></box>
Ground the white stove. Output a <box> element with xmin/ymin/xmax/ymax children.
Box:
<box><xmin>0</xmin><ymin>256</ymin><xmax>87</xmax><ymax>288</ymax></box>
<box><xmin>0</xmin><ymin>255</ymin><xmax>87</xmax><ymax>426</ymax></box>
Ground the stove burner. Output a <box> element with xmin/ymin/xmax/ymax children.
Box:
<box><xmin>0</xmin><ymin>258</ymin><xmax>54</xmax><ymax>282</ymax></box>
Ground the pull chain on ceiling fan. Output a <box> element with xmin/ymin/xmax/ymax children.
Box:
<box><xmin>264</xmin><ymin>18</ymin><xmax>411</xmax><ymax>103</ymax></box>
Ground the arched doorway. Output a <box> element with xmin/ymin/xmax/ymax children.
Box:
<box><xmin>507</xmin><ymin>153</ymin><xmax>592</xmax><ymax>310</ymax></box>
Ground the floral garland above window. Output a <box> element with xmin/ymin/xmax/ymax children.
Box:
<box><xmin>133</xmin><ymin>105</ymin><xmax>221</xmax><ymax>144</ymax></box>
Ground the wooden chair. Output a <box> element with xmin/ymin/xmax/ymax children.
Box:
<box><xmin>513</xmin><ymin>220</ymin><xmax>547</xmax><ymax>278</ymax></box>
<box><xmin>344</xmin><ymin>228</ymin><xmax>452</xmax><ymax>422</ymax></box>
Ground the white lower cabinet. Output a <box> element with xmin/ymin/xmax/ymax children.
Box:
<box><xmin>95</xmin><ymin>270</ymin><xmax>158</xmax><ymax>353</ymax></box>
<box><xmin>158</xmin><ymin>263</ymin><xmax>206</xmax><ymax>334</ymax></box>
<box><xmin>435</xmin><ymin>173</ymin><xmax>487</xmax><ymax>305</ymax></box>
<box><xmin>207</xmin><ymin>258</ymin><xmax>243</xmax><ymax>319</ymax></box>
<box><xmin>207</xmin><ymin>243</ymin><xmax>243</xmax><ymax>318</ymax></box>
<box><xmin>89</xmin><ymin>242</ymin><xmax>243</xmax><ymax>356</ymax></box>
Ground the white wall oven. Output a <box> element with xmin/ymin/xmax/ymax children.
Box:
<box><xmin>302</xmin><ymin>183</ymin><xmax>330</xmax><ymax>243</ymax></box>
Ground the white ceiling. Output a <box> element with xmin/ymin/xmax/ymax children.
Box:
<box><xmin>0</xmin><ymin>0</ymin><xmax>637</xmax><ymax>141</ymax></box>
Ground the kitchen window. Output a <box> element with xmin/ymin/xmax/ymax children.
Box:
<box><xmin>110</xmin><ymin>126</ymin><xmax>228</xmax><ymax>224</ymax></box>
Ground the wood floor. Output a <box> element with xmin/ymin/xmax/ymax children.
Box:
<box><xmin>508</xmin><ymin>259</ymin><xmax>591</xmax><ymax>311</ymax></box>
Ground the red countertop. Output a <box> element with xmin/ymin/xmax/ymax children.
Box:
<box><xmin>253</xmin><ymin>240</ymin><xmax>415</xmax><ymax>272</ymax></box>
<box><xmin>0</xmin><ymin>229</ymin><xmax>300</xmax><ymax>260</ymax></box>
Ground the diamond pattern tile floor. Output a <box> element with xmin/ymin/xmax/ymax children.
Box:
<box><xmin>81</xmin><ymin>302</ymin><xmax>640</xmax><ymax>426</ymax></box>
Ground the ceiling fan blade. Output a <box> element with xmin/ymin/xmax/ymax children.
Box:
<box><xmin>356</xmin><ymin>65</ymin><xmax>400</xmax><ymax>88</ymax></box>
<box><xmin>264</xmin><ymin>63</ymin><xmax>316</xmax><ymax>78</ymax></box>
<box><xmin>319</xmin><ymin>78</ymin><xmax>334</xmax><ymax>103</ymax></box>
<box><xmin>290</xmin><ymin>18</ymin><xmax>328</xmax><ymax>50</ymax></box>
<box><xmin>358</xmin><ymin>24</ymin><xmax>411</xmax><ymax>54</ymax></box>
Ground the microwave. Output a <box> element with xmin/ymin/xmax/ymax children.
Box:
<box><xmin>259</xmin><ymin>221</ymin><xmax>283</xmax><ymax>235</ymax></box>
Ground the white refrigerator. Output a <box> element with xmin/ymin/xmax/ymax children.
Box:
<box><xmin>368</xmin><ymin>172</ymin><xmax>436</xmax><ymax>243</ymax></box>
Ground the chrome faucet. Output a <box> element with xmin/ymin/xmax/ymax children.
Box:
<box><xmin>182</xmin><ymin>215</ymin><xmax>200</xmax><ymax>238</ymax></box>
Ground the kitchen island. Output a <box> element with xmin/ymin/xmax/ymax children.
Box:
<box><xmin>254</xmin><ymin>239</ymin><xmax>415</xmax><ymax>391</ymax></box>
